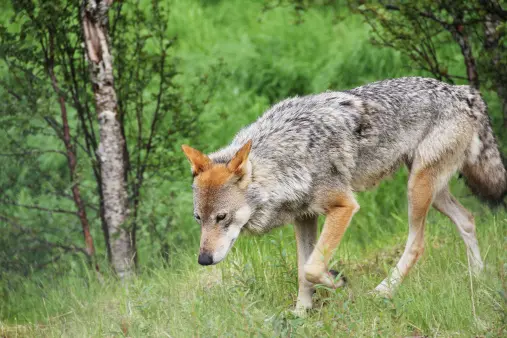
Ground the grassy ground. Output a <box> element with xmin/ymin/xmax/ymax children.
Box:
<box><xmin>1</xmin><ymin>176</ymin><xmax>506</xmax><ymax>337</ymax></box>
<box><xmin>1</xmin><ymin>0</ymin><xmax>506</xmax><ymax>336</ymax></box>
<box><xmin>1</xmin><ymin>220</ymin><xmax>506</xmax><ymax>337</ymax></box>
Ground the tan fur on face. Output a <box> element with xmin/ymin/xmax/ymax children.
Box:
<box><xmin>183</xmin><ymin>140</ymin><xmax>252</xmax><ymax>188</ymax></box>
<box><xmin>195</xmin><ymin>165</ymin><xmax>235</xmax><ymax>188</ymax></box>
<box><xmin>200</xmin><ymin>226</ymin><xmax>221</xmax><ymax>252</ymax></box>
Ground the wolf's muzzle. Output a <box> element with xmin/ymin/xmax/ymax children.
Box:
<box><xmin>198</xmin><ymin>252</ymin><xmax>213</xmax><ymax>265</ymax></box>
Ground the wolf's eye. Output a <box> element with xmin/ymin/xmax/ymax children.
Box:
<box><xmin>216</xmin><ymin>213</ymin><xmax>227</xmax><ymax>222</ymax></box>
<box><xmin>194</xmin><ymin>214</ymin><xmax>201</xmax><ymax>221</ymax></box>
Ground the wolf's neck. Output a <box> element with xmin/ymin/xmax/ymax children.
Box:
<box><xmin>245</xmin><ymin>155</ymin><xmax>277</xmax><ymax>205</ymax></box>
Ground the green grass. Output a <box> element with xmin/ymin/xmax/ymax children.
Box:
<box><xmin>1</xmin><ymin>174</ymin><xmax>506</xmax><ymax>336</ymax></box>
<box><xmin>1</xmin><ymin>194</ymin><xmax>505</xmax><ymax>337</ymax></box>
<box><xmin>1</xmin><ymin>0</ymin><xmax>507</xmax><ymax>336</ymax></box>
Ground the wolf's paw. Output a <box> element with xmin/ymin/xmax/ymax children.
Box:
<box><xmin>305</xmin><ymin>265</ymin><xmax>347</xmax><ymax>289</ymax></box>
<box><xmin>328</xmin><ymin>270</ymin><xmax>347</xmax><ymax>289</ymax></box>
<box><xmin>470</xmin><ymin>260</ymin><xmax>485</xmax><ymax>277</ymax></box>
<box><xmin>294</xmin><ymin>291</ymin><xmax>313</xmax><ymax>318</ymax></box>
<box><xmin>292</xmin><ymin>305</ymin><xmax>309</xmax><ymax>318</ymax></box>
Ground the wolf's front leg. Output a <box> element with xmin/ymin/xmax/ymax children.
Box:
<box><xmin>294</xmin><ymin>216</ymin><xmax>318</xmax><ymax>314</ymax></box>
<box><xmin>304</xmin><ymin>192</ymin><xmax>359</xmax><ymax>288</ymax></box>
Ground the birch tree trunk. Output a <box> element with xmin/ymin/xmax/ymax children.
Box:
<box><xmin>81</xmin><ymin>0</ymin><xmax>134</xmax><ymax>278</ymax></box>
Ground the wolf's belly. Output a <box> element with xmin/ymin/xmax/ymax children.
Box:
<box><xmin>350</xmin><ymin>158</ymin><xmax>405</xmax><ymax>191</ymax></box>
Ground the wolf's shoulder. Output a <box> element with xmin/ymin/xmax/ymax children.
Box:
<box><xmin>267</xmin><ymin>91</ymin><xmax>359</xmax><ymax>114</ymax></box>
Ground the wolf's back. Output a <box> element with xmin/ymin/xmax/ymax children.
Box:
<box><xmin>462</xmin><ymin>93</ymin><xmax>507</xmax><ymax>205</ymax></box>
<box><xmin>350</xmin><ymin>78</ymin><xmax>507</xmax><ymax>205</ymax></box>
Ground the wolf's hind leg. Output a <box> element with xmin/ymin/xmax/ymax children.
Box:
<box><xmin>304</xmin><ymin>192</ymin><xmax>359</xmax><ymax>288</ymax></box>
<box><xmin>294</xmin><ymin>216</ymin><xmax>318</xmax><ymax>312</ymax></box>
<box><xmin>433</xmin><ymin>188</ymin><xmax>483</xmax><ymax>274</ymax></box>
<box><xmin>375</xmin><ymin>167</ymin><xmax>436</xmax><ymax>297</ymax></box>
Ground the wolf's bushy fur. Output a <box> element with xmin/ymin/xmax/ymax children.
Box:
<box><xmin>210</xmin><ymin>77</ymin><xmax>506</xmax><ymax>232</ymax></box>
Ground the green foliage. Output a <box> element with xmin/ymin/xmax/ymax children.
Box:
<box><xmin>352</xmin><ymin>0</ymin><xmax>507</xmax><ymax>128</ymax></box>
<box><xmin>0</xmin><ymin>0</ymin><xmax>506</xmax><ymax>336</ymax></box>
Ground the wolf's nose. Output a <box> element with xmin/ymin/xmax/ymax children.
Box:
<box><xmin>198</xmin><ymin>252</ymin><xmax>213</xmax><ymax>265</ymax></box>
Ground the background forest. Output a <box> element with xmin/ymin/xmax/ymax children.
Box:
<box><xmin>0</xmin><ymin>0</ymin><xmax>506</xmax><ymax>336</ymax></box>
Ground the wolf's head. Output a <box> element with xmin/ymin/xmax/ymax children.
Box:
<box><xmin>181</xmin><ymin>141</ymin><xmax>253</xmax><ymax>265</ymax></box>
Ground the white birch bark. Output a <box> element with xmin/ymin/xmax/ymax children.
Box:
<box><xmin>82</xmin><ymin>0</ymin><xmax>133</xmax><ymax>278</ymax></box>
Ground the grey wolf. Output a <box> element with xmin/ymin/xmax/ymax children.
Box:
<box><xmin>181</xmin><ymin>77</ymin><xmax>506</xmax><ymax>314</ymax></box>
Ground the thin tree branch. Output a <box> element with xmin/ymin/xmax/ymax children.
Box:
<box><xmin>0</xmin><ymin>150</ymin><xmax>67</xmax><ymax>157</ymax></box>
<box><xmin>0</xmin><ymin>200</ymin><xmax>78</xmax><ymax>215</ymax></box>
<box><xmin>0</xmin><ymin>214</ymin><xmax>88</xmax><ymax>256</ymax></box>
<box><xmin>46</xmin><ymin>30</ymin><xmax>97</xmax><ymax>259</ymax></box>
<box><xmin>0</xmin><ymin>79</ymin><xmax>22</xmax><ymax>101</ymax></box>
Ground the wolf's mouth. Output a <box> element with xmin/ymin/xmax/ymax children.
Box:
<box><xmin>212</xmin><ymin>236</ymin><xmax>239</xmax><ymax>265</ymax></box>
<box><xmin>227</xmin><ymin>236</ymin><xmax>238</xmax><ymax>252</ymax></box>
<box><xmin>222</xmin><ymin>236</ymin><xmax>238</xmax><ymax>259</ymax></box>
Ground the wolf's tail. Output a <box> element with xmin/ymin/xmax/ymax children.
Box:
<box><xmin>461</xmin><ymin>96</ymin><xmax>507</xmax><ymax>206</ymax></box>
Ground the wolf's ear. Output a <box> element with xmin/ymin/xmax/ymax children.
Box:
<box><xmin>227</xmin><ymin>140</ymin><xmax>252</xmax><ymax>176</ymax></box>
<box><xmin>181</xmin><ymin>144</ymin><xmax>211</xmax><ymax>176</ymax></box>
